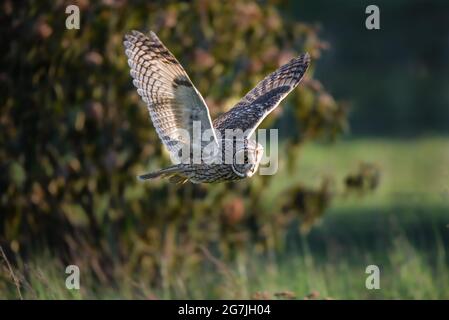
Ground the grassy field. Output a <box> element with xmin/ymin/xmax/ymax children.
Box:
<box><xmin>1</xmin><ymin>137</ymin><xmax>449</xmax><ymax>299</ymax></box>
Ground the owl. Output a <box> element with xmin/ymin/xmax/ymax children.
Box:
<box><xmin>124</xmin><ymin>30</ymin><xmax>310</xmax><ymax>184</ymax></box>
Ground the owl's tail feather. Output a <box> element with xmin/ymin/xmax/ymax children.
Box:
<box><xmin>138</xmin><ymin>166</ymin><xmax>188</xmax><ymax>184</ymax></box>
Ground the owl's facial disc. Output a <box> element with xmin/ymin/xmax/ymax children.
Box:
<box><xmin>231</xmin><ymin>143</ymin><xmax>264</xmax><ymax>178</ymax></box>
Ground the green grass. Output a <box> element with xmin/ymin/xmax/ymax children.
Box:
<box><xmin>271</xmin><ymin>136</ymin><xmax>449</xmax><ymax>203</ymax></box>
<box><xmin>261</xmin><ymin>136</ymin><xmax>449</xmax><ymax>299</ymax></box>
<box><xmin>1</xmin><ymin>137</ymin><xmax>449</xmax><ymax>299</ymax></box>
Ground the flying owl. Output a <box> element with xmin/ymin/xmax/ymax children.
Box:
<box><xmin>124</xmin><ymin>30</ymin><xmax>310</xmax><ymax>184</ymax></box>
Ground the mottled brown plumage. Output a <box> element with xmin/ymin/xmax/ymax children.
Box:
<box><xmin>124</xmin><ymin>30</ymin><xmax>310</xmax><ymax>183</ymax></box>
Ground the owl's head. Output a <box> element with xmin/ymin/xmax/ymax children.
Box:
<box><xmin>232</xmin><ymin>139</ymin><xmax>264</xmax><ymax>178</ymax></box>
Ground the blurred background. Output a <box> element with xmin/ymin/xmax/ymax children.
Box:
<box><xmin>1</xmin><ymin>0</ymin><xmax>448</xmax><ymax>299</ymax></box>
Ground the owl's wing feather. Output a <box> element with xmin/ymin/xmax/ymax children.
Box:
<box><xmin>124</xmin><ymin>31</ymin><xmax>218</xmax><ymax>161</ymax></box>
<box><xmin>213</xmin><ymin>53</ymin><xmax>310</xmax><ymax>136</ymax></box>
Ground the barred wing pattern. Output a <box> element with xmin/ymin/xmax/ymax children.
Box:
<box><xmin>124</xmin><ymin>31</ymin><xmax>218</xmax><ymax>160</ymax></box>
<box><xmin>213</xmin><ymin>53</ymin><xmax>310</xmax><ymax>136</ymax></box>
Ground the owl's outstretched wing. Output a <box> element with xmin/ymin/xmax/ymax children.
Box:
<box><xmin>213</xmin><ymin>53</ymin><xmax>310</xmax><ymax>137</ymax></box>
<box><xmin>124</xmin><ymin>31</ymin><xmax>218</xmax><ymax>161</ymax></box>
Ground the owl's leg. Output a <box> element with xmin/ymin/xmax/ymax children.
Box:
<box><xmin>168</xmin><ymin>175</ymin><xmax>189</xmax><ymax>184</ymax></box>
